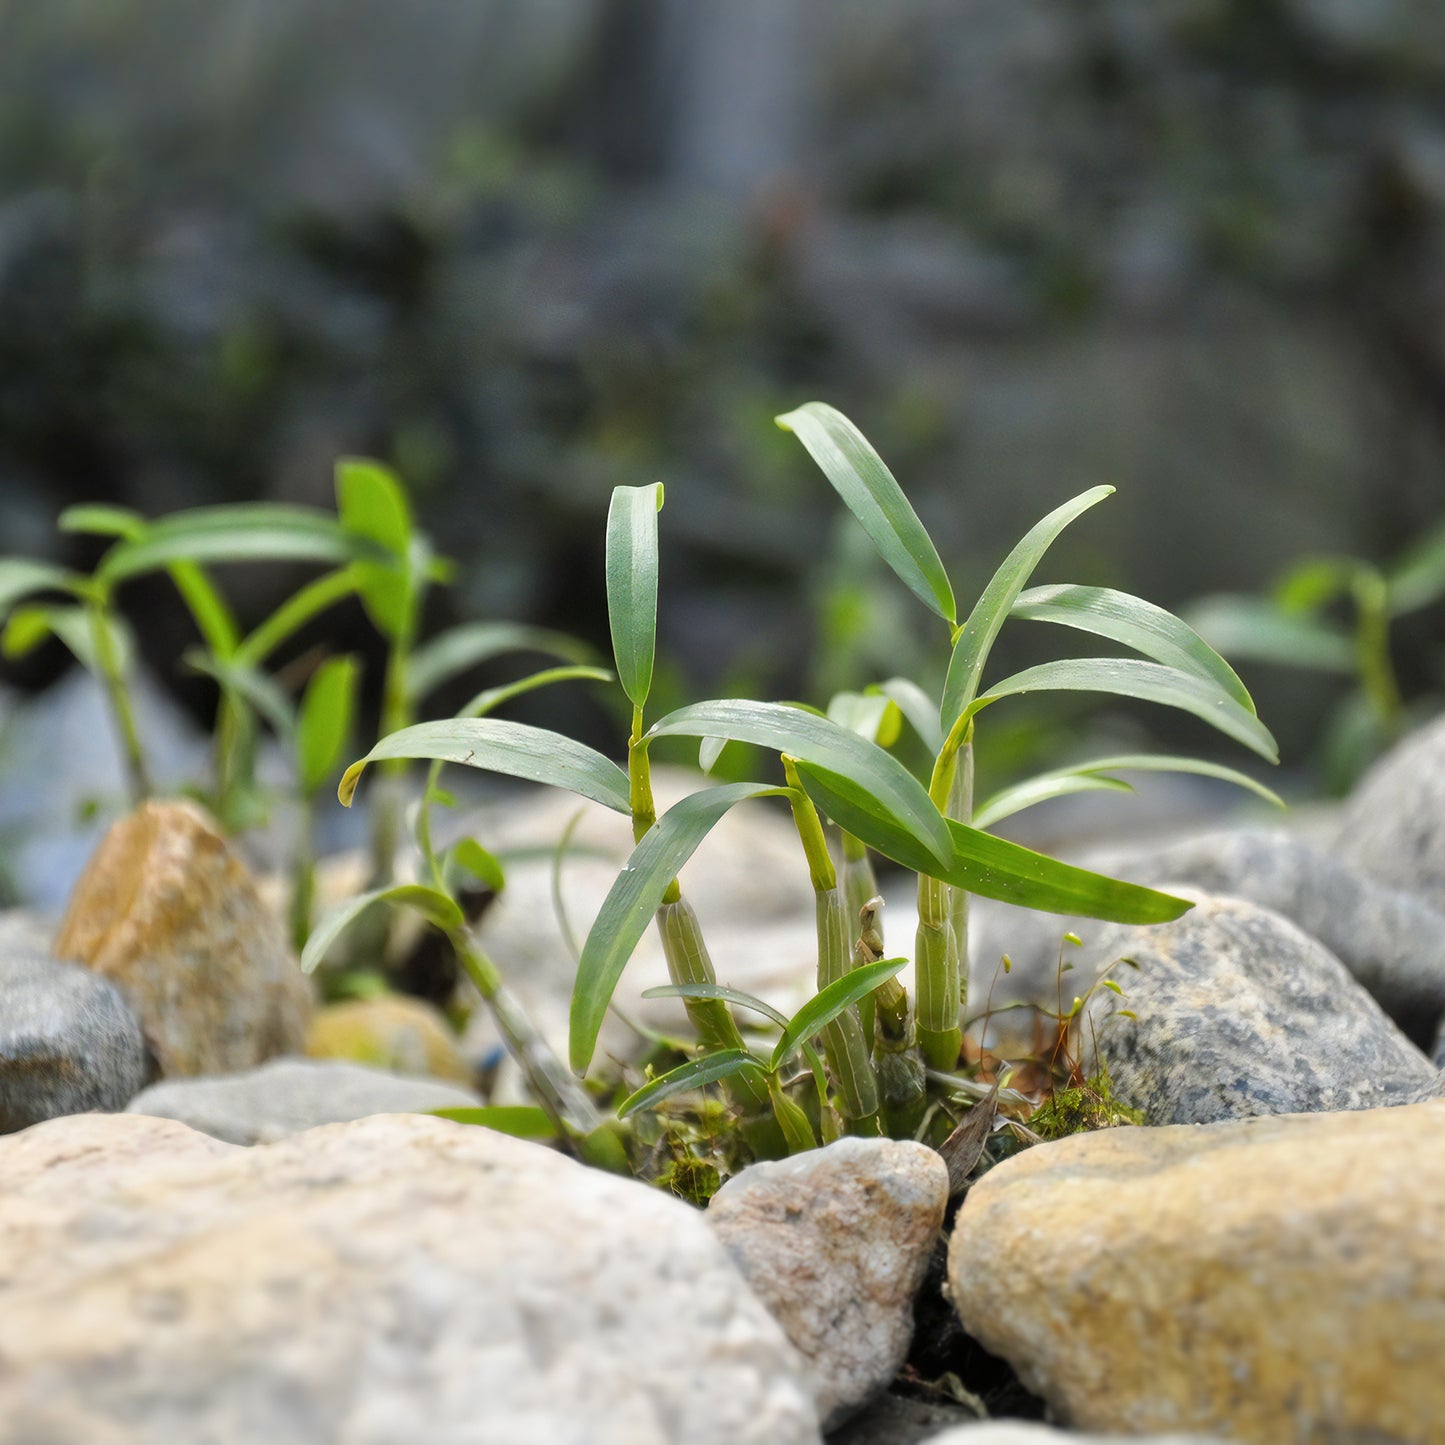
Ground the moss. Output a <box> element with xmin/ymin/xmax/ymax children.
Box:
<box><xmin>656</xmin><ymin>1154</ymin><xmax>721</xmax><ymax>1207</ymax></box>
<box><xmin>1027</xmin><ymin>1070</ymin><xmax>1143</xmax><ymax>1142</ymax></box>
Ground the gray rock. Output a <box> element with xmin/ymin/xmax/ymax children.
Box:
<box><xmin>969</xmin><ymin>828</ymin><xmax>1445</xmax><ymax>1052</ymax></box>
<box><xmin>126</xmin><ymin>1057</ymin><xmax>484</xmax><ymax>1145</ymax></box>
<box><xmin>1077</xmin><ymin>891</ymin><xmax>1438</xmax><ymax>1124</ymax></box>
<box><xmin>709</xmin><ymin>1137</ymin><xmax>948</xmax><ymax>1429</ymax></box>
<box><xmin>824</xmin><ymin>1393</ymin><xmax>984</xmax><ymax>1445</ymax></box>
<box><xmin>0</xmin><ymin>1112</ymin><xmax>821</xmax><ymax>1445</ymax></box>
<box><xmin>1434</xmin><ymin>1013</ymin><xmax>1445</xmax><ymax>1070</ymax></box>
<box><xmin>0</xmin><ymin>950</ymin><xmax>148</xmax><ymax>1132</ymax></box>
<box><xmin>922</xmin><ymin>1427</ymin><xmax>1216</xmax><ymax>1444</ymax></box>
<box><xmin>1334</xmin><ymin>712</ymin><xmax>1445</xmax><ymax>915</ymax></box>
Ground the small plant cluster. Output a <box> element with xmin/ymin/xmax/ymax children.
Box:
<box><xmin>0</xmin><ymin>403</ymin><xmax>1286</xmax><ymax>1185</ymax></box>
<box><xmin>300</xmin><ymin>403</ymin><xmax>1281</xmax><ymax>1183</ymax></box>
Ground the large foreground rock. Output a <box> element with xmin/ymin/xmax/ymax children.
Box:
<box><xmin>53</xmin><ymin>800</ymin><xmax>313</xmax><ymax>1075</ymax></box>
<box><xmin>1077</xmin><ymin>892</ymin><xmax>1439</xmax><ymax>1124</ymax></box>
<box><xmin>0</xmin><ymin>1112</ymin><xmax>819</xmax><ymax>1445</ymax></box>
<box><xmin>125</xmin><ymin>1057</ymin><xmax>483</xmax><ymax>1144</ymax></box>
<box><xmin>0</xmin><ymin>950</ymin><xmax>147</xmax><ymax>1131</ymax></box>
<box><xmin>948</xmin><ymin>1097</ymin><xmax>1445</xmax><ymax>1442</ymax></box>
<box><xmin>709</xmin><ymin>1137</ymin><xmax>947</xmax><ymax>1429</ymax></box>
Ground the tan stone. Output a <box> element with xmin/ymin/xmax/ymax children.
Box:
<box><xmin>0</xmin><ymin>1112</ymin><xmax>819</xmax><ymax>1445</ymax></box>
<box><xmin>305</xmin><ymin>994</ymin><xmax>473</xmax><ymax>1084</ymax></box>
<box><xmin>948</xmin><ymin>1098</ymin><xmax>1445</xmax><ymax>1443</ymax></box>
<box><xmin>54</xmin><ymin>800</ymin><xmax>312</xmax><ymax>1075</ymax></box>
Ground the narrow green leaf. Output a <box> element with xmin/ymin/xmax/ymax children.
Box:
<box><xmin>570</xmin><ymin>782</ymin><xmax>791</xmax><ymax>1073</ymax></box>
<box><xmin>446</xmin><ymin>837</ymin><xmax>506</xmax><ymax>894</ymax></box>
<box><xmin>646</xmin><ymin>699</ymin><xmax>951</xmax><ymax>866</ymax></box>
<box><xmin>1013</xmin><ymin>584</ymin><xmax>1255</xmax><ymax>713</ymax></box>
<box><xmin>777</xmin><ymin>402</ymin><xmax>955</xmax><ymax>624</ymax></box>
<box><xmin>428</xmin><ymin>1105</ymin><xmax>558</xmax><ymax>1139</ymax></box>
<box><xmin>236</xmin><ymin>569</ymin><xmax>358</xmax><ymax>668</ymax></box>
<box><xmin>876</xmin><ymin>676</ymin><xmax>944</xmax><ymax>755</ymax></box>
<box><xmin>166</xmin><ymin>562</ymin><xmax>240</xmax><ymax>657</ymax></box>
<box><xmin>616</xmin><ymin>1049</ymin><xmax>766</xmax><ymax>1119</ymax></box>
<box><xmin>970</xmin><ymin>658</ymin><xmax>1279</xmax><ymax>762</ymax></box>
<box><xmin>58</xmin><ymin>504</ymin><xmax>145</xmax><ymax>539</ymax></box>
<box><xmin>795</xmin><ymin>762</ymin><xmax>1193</xmax><ymax>922</ymax></box>
<box><xmin>973</xmin><ymin>752</ymin><xmax>1285</xmax><ymax>830</ymax></box>
<box><xmin>0</xmin><ymin>559</ymin><xmax>79</xmax><ymax>615</ymax></box>
<box><xmin>296</xmin><ymin>655</ymin><xmax>360</xmax><ymax>795</ymax></box>
<box><xmin>337</xmin><ymin>459</ymin><xmax>416</xmax><ymax>639</ymax></box>
<box><xmin>2</xmin><ymin>601</ymin><xmax>126</xmax><ymax>674</ymax></box>
<box><xmin>971</xmin><ymin>774</ymin><xmax>1133</xmax><ymax>830</ymax></box>
<box><xmin>454</xmin><ymin>665</ymin><xmax>613</xmax><ymax>722</ymax></box>
<box><xmin>98</xmin><ymin>505</ymin><xmax>355</xmax><ymax>583</ymax></box>
<box><xmin>826</xmin><ymin>690</ymin><xmax>903</xmax><ymax>747</ymax></box>
<box><xmin>769</xmin><ymin>956</ymin><xmax>909</xmax><ymax>1071</ymax></box>
<box><xmin>408</xmin><ymin>622</ymin><xmax>597</xmax><ymax>706</ymax></box>
<box><xmin>339</xmin><ymin>718</ymin><xmax>631</xmax><ymax>813</ymax></box>
<box><xmin>605</xmin><ymin>483</ymin><xmax>665</xmax><ymax>709</ymax></box>
<box><xmin>1387</xmin><ymin>519</ymin><xmax>1445</xmax><ymax>616</ymax></box>
<box><xmin>941</xmin><ymin>486</ymin><xmax>1114</xmax><ymax>731</ymax></box>
<box><xmin>300</xmin><ymin>884</ymin><xmax>464</xmax><ymax>974</ymax></box>
<box><xmin>642</xmin><ymin>982</ymin><xmax>791</xmax><ymax>1031</ymax></box>
<box><xmin>184</xmin><ymin>650</ymin><xmax>296</xmax><ymax>742</ymax></box>
<box><xmin>1184</xmin><ymin>595</ymin><xmax>1355</xmax><ymax>673</ymax></box>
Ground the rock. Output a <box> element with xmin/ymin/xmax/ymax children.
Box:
<box><xmin>52</xmin><ymin>800</ymin><xmax>313</xmax><ymax>1076</ymax></box>
<box><xmin>0</xmin><ymin>950</ymin><xmax>147</xmax><ymax>1131</ymax></box>
<box><xmin>0</xmin><ymin>909</ymin><xmax>55</xmax><ymax>955</ymax></box>
<box><xmin>125</xmin><ymin>1057</ymin><xmax>483</xmax><ymax>1145</ymax></box>
<box><xmin>305</xmin><ymin>994</ymin><xmax>474</xmax><ymax>1084</ymax></box>
<box><xmin>709</xmin><ymin>1136</ymin><xmax>948</xmax><ymax>1429</ymax></box>
<box><xmin>823</xmin><ymin>1392</ymin><xmax>985</xmax><ymax>1445</ymax></box>
<box><xmin>1435</xmin><ymin>1013</ymin><xmax>1445</xmax><ymax>1070</ymax></box>
<box><xmin>947</xmin><ymin>1097</ymin><xmax>1445</xmax><ymax>1441</ymax></box>
<box><xmin>969</xmin><ymin>828</ymin><xmax>1445</xmax><ymax>1052</ymax></box>
<box><xmin>1075</xmin><ymin>891</ymin><xmax>1439</xmax><ymax>1124</ymax></box>
<box><xmin>0</xmin><ymin>1112</ymin><xmax>820</xmax><ymax>1445</ymax></box>
<box><xmin>921</xmin><ymin>1427</ymin><xmax>1214</xmax><ymax>1444</ymax></box>
<box><xmin>1334</xmin><ymin>712</ymin><xmax>1445</xmax><ymax>914</ymax></box>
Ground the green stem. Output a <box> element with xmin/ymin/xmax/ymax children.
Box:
<box><xmin>783</xmin><ymin>756</ymin><xmax>836</xmax><ymax>892</ymax></box>
<box><xmin>916</xmin><ymin>727</ymin><xmax>968</xmax><ymax>1070</ymax></box>
<box><xmin>1352</xmin><ymin>568</ymin><xmax>1402</xmax><ymax>734</ymax></box>
<box><xmin>369</xmin><ymin>631</ymin><xmax>412</xmax><ymax>888</ymax></box>
<box><xmin>290</xmin><ymin>792</ymin><xmax>319</xmax><ymax>954</ymax></box>
<box><xmin>814</xmin><ymin>886</ymin><xmax>882</xmax><ymax>1134</ymax></box>
<box><xmin>88</xmin><ymin>595</ymin><xmax>151</xmax><ymax>804</ymax></box>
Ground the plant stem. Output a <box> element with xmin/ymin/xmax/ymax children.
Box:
<box><xmin>1351</xmin><ymin>567</ymin><xmax>1402</xmax><ymax>735</ymax></box>
<box><xmin>916</xmin><ymin>728</ymin><xmax>969</xmax><ymax>1070</ymax></box>
<box><xmin>814</xmin><ymin>885</ymin><xmax>882</xmax><ymax>1134</ymax></box>
<box><xmin>87</xmin><ymin>596</ymin><xmax>151</xmax><ymax>804</ymax></box>
<box><xmin>840</xmin><ymin>835</ymin><xmax>879</xmax><ymax>1049</ymax></box>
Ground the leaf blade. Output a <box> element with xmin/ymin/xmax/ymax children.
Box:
<box><xmin>300</xmin><ymin>885</ymin><xmax>464</xmax><ymax>974</ymax></box>
<box><xmin>605</xmin><ymin>483</ymin><xmax>665</xmax><ymax>709</ymax></box>
<box><xmin>407</xmin><ymin>622</ymin><xmax>598</xmax><ymax>706</ymax></box>
<box><xmin>769</xmin><ymin>956</ymin><xmax>909</xmax><ymax>1071</ymax></box>
<box><xmin>616</xmin><ymin>1049</ymin><xmax>766</xmax><ymax>1120</ymax></box>
<box><xmin>296</xmin><ymin>655</ymin><xmax>361</xmax><ymax>795</ymax></box>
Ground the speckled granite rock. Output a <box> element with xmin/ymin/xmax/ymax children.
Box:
<box><xmin>710</xmin><ymin>1137</ymin><xmax>948</xmax><ymax>1429</ymax></box>
<box><xmin>0</xmin><ymin>1112</ymin><xmax>820</xmax><ymax>1445</ymax></box>
<box><xmin>947</xmin><ymin>1097</ymin><xmax>1445</xmax><ymax>1441</ymax></box>
<box><xmin>0</xmin><ymin>950</ymin><xmax>147</xmax><ymax>1131</ymax></box>
<box><xmin>970</xmin><ymin>828</ymin><xmax>1445</xmax><ymax>1051</ymax></box>
<box><xmin>125</xmin><ymin>1057</ymin><xmax>483</xmax><ymax>1144</ymax></box>
<box><xmin>1334</xmin><ymin>711</ymin><xmax>1445</xmax><ymax>913</ymax></box>
<box><xmin>1076</xmin><ymin>891</ymin><xmax>1438</xmax><ymax>1124</ymax></box>
<box><xmin>53</xmin><ymin>800</ymin><xmax>313</xmax><ymax>1076</ymax></box>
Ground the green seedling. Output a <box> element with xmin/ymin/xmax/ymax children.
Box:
<box><xmin>327</xmin><ymin>403</ymin><xmax>1279</xmax><ymax>1171</ymax></box>
<box><xmin>1186</xmin><ymin>520</ymin><xmax>1445</xmax><ymax>789</ymax></box>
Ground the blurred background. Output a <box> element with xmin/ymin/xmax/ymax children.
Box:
<box><xmin>3</xmin><ymin>0</ymin><xmax>1445</xmax><ymax>903</ymax></box>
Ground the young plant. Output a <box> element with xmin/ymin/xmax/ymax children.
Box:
<box><xmin>335</xmin><ymin>403</ymin><xmax>1278</xmax><ymax>1173</ymax></box>
<box><xmin>1185</xmin><ymin>519</ymin><xmax>1445</xmax><ymax>790</ymax></box>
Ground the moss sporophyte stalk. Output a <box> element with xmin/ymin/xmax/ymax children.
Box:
<box><xmin>0</xmin><ymin>402</ymin><xmax>1287</xmax><ymax>1181</ymax></box>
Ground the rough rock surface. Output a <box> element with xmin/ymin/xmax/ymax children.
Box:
<box><xmin>0</xmin><ymin>950</ymin><xmax>147</xmax><ymax>1131</ymax></box>
<box><xmin>920</xmin><ymin>1426</ymin><xmax>1220</xmax><ymax>1444</ymax></box>
<box><xmin>53</xmin><ymin>799</ymin><xmax>313</xmax><ymax>1075</ymax></box>
<box><xmin>1334</xmin><ymin>710</ymin><xmax>1445</xmax><ymax>914</ymax></box>
<box><xmin>125</xmin><ymin>1057</ymin><xmax>483</xmax><ymax>1144</ymax></box>
<box><xmin>709</xmin><ymin>1137</ymin><xmax>948</xmax><ymax>1429</ymax></box>
<box><xmin>969</xmin><ymin>828</ymin><xmax>1445</xmax><ymax>1051</ymax></box>
<box><xmin>1076</xmin><ymin>891</ymin><xmax>1439</xmax><ymax>1124</ymax></box>
<box><xmin>948</xmin><ymin>1097</ymin><xmax>1445</xmax><ymax>1442</ymax></box>
<box><xmin>0</xmin><ymin>1112</ymin><xmax>820</xmax><ymax>1445</ymax></box>
<box><xmin>305</xmin><ymin>994</ymin><xmax>474</xmax><ymax>1084</ymax></box>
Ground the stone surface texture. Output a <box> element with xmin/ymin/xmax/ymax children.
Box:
<box><xmin>0</xmin><ymin>950</ymin><xmax>147</xmax><ymax>1131</ymax></box>
<box><xmin>305</xmin><ymin>994</ymin><xmax>474</xmax><ymax>1083</ymax></box>
<box><xmin>709</xmin><ymin>1136</ymin><xmax>948</xmax><ymax>1429</ymax></box>
<box><xmin>0</xmin><ymin>1112</ymin><xmax>820</xmax><ymax>1445</ymax></box>
<box><xmin>1076</xmin><ymin>891</ymin><xmax>1438</xmax><ymax>1124</ymax></box>
<box><xmin>969</xmin><ymin>827</ymin><xmax>1445</xmax><ymax>1051</ymax></box>
<box><xmin>1334</xmin><ymin>710</ymin><xmax>1445</xmax><ymax>914</ymax></box>
<box><xmin>125</xmin><ymin>1057</ymin><xmax>483</xmax><ymax>1144</ymax></box>
<box><xmin>920</xmin><ymin>1427</ymin><xmax>1220</xmax><ymax>1444</ymax></box>
<box><xmin>52</xmin><ymin>799</ymin><xmax>313</xmax><ymax>1076</ymax></box>
<box><xmin>948</xmin><ymin>1097</ymin><xmax>1445</xmax><ymax>1442</ymax></box>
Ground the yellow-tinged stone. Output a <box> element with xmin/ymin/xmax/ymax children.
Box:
<box><xmin>948</xmin><ymin>1097</ymin><xmax>1445</xmax><ymax>1443</ymax></box>
<box><xmin>305</xmin><ymin>995</ymin><xmax>473</xmax><ymax>1084</ymax></box>
<box><xmin>54</xmin><ymin>800</ymin><xmax>313</xmax><ymax>1076</ymax></box>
